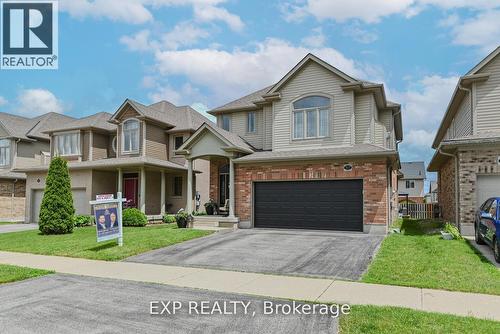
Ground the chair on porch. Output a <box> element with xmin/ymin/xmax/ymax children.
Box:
<box><xmin>218</xmin><ymin>199</ymin><xmax>230</xmax><ymax>216</ymax></box>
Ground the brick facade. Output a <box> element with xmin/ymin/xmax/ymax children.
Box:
<box><xmin>0</xmin><ymin>179</ymin><xmax>26</xmax><ymax>220</ymax></box>
<box><xmin>438</xmin><ymin>157</ymin><xmax>456</xmax><ymax>223</ymax></box>
<box><xmin>209</xmin><ymin>158</ymin><xmax>229</xmax><ymax>203</ymax></box>
<box><xmin>216</xmin><ymin>159</ymin><xmax>391</xmax><ymax>229</ymax></box>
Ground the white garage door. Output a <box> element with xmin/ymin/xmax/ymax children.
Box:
<box><xmin>476</xmin><ymin>175</ymin><xmax>500</xmax><ymax>209</ymax></box>
<box><xmin>32</xmin><ymin>188</ymin><xmax>87</xmax><ymax>223</ymax></box>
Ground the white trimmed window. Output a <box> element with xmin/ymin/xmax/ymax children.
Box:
<box><xmin>55</xmin><ymin>132</ymin><xmax>80</xmax><ymax>156</ymax></box>
<box><xmin>247</xmin><ymin>112</ymin><xmax>256</xmax><ymax>133</ymax></box>
<box><xmin>292</xmin><ymin>96</ymin><xmax>331</xmax><ymax>140</ymax></box>
<box><xmin>0</xmin><ymin>139</ymin><xmax>10</xmax><ymax>166</ymax></box>
<box><xmin>122</xmin><ymin>119</ymin><xmax>140</xmax><ymax>153</ymax></box>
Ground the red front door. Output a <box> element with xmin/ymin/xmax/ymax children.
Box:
<box><xmin>124</xmin><ymin>177</ymin><xmax>138</xmax><ymax>208</ymax></box>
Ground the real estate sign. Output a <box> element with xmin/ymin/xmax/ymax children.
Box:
<box><xmin>90</xmin><ymin>192</ymin><xmax>126</xmax><ymax>246</ymax></box>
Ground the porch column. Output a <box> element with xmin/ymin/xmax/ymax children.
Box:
<box><xmin>117</xmin><ymin>168</ymin><xmax>123</xmax><ymax>193</ymax></box>
<box><xmin>186</xmin><ymin>159</ymin><xmax>193</xmax><ymax>214</ymax></box>
<box><xmin>229</xmin><ymin>158</ymin><xmax>235</xmax><ymax>218</ymax></box>
<box><xmin>160</xmin><ymin>170</ymin><xmax>166</xmax><ymax>215</ymax></box>
<box><xmin>140</xmin><ymin>167</ymin><xmax>146</xmax><ymax>213</ymax></box>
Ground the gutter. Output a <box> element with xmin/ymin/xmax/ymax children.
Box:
<box><xmin>438</xmin><ymin>146</ymin><xmax>460</xmax><ymax>228</ymax></box>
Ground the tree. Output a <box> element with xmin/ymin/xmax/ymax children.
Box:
<box><xmin>39</xmin><ymin>157</ymin><xmax>75</xmax><ymax>234</ymax></box>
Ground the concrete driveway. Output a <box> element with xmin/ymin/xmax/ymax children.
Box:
<box><xmin>127</xmin><ymin>229</ymin><xmax>384</xmax><ymax>280</ymax></box>
<box><xmin>0</xmin><ymin>223</ymin><xmax>37</xmax><ymax>234</ymax></box>
<box><xmin>0</xmin><ymin>274</ymin><xmax>337</xmax><ymax>334</ymax></box>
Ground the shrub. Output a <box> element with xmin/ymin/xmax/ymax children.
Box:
<box><xmin>39</xmin><ymin>157</ymin><xmax>75</xmax><ymax>235</ymax></box>
<box><xmin>122</xmin><ymin>208</ymin><xmax>147</xmax><ymax>227</ymax></box>
<box><xmin>204</xmin><ymin>199</ymin><xmax>218</xmax><ymax>215</ymax></box>
<box><xmin>193</xmin><ymin>211</ymin><xmax>207</xmax><ymax>216</ymax></box>
<box><xmin>444</xmin><ymin>222</ymin><xmax>463</xmax><ymax>240</ymax></box>
<box><xmin>163</xmin><ymin>214</ymin><xmax>176</xmax><ymax>224</ymax></box>
<box><xmin>73</xmin><ymin>215</ymin><xmax>95</xmax><ymax>227</ymax></box>
<box><xmin>175</xmin><ymin>211</ymin><xmax>193</xmax><ymax>228</ymax></box>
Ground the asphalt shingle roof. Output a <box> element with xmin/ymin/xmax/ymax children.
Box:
<box><xmin>43</xmin><ymin>112</ymin><xmax>115</xmax><ymax>133</ymax></box>
<box><xmin>400</xmin><ymin>161</ymin><xmax>426</xmax><ymax>180</ymax></box>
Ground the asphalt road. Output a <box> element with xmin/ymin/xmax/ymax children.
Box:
<box><xmin>127</xmin><ymin>229</ymin><xmax>384</xmax><ymax>279</ymax></box>
<box><xmin>0</xmin><ymin>274</ymin><xmax>338</xmax><ymax>334</ymax></box>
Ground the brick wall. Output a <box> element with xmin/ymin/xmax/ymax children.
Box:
<box><xmin>233</xmin><ymin>160</ymin><xmax>389</xmax><ymax>226</ymax></box>
<box><xmin>438</xmin><ymin>157</ymin><xmax>456</xmax><ymax>223</ymax></box>
<box><xmin>0</xmin><ymin>179</ymin><xmax>26</xmax><ymax>220</ymax></box>
<box><xmin>209</xmin><ymin>158</ymin><xmax>228</xmax><ymax>203</ymax></box>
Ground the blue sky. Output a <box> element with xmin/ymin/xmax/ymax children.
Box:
<box><xmin>1</xmin><ymin>0</ymin><xmax>500</xmax><ymax>185</ymax></box>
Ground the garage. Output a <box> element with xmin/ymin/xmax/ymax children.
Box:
<box><xmin>253</xmin><ymin>179</ymin><xmax>363</xmax><ymax>231</ymax></box>
<box><xmin>476</xmin><ymin>175</ymin><xmax>500</xmax><ymax>209</ymax></box>
<box><xmin>32</xmin><ymin>188</ymin><xmax>88</xmax><ymax>223</ymax></box>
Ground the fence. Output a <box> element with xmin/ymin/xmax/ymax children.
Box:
<box><xmin>399</xmin><ymin>202</ymin><xmax>439</xmax><ymax>220</ymax></box>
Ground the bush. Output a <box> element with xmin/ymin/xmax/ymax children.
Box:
<box><xmin>122</xmin><ymin>208</ymin><xmax>147</xmax><ymax>227</ymax></box>
<box><xmin>163</xmin><ymin>214</ymin><xmax>176</xmax><ymax>224</ymax></box>
<box><xmin>193</xmin><ymin>211</ymin><xmax>207</xmax><ymax>216</ymax></box>
<box><xmin>204</xmin><ymin>199</ymin><xmax>218</xmax><ymax>215</ymax></box>
<box><xmin>175</xmin><ymin>211</ymin><xmax>193</xmax><ymax>228</ymax></box>
<box><xmin>444</xmin><ymin>222</ymin><xmax>463</xmax><ymax>240</ymax></box>
<box><xmin>39</xmin><ymin>157</ymin><xmax>75</xmax><ymax>235</ymax></box>
<box><xmin>73</xmin><ymin>215</ymin><xmax>95</xmax><ymax>227</ymax></box>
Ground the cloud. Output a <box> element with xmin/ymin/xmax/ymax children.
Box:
<box><xmin>60</xmin><ymin>0</ymin><xmax>243</xmax><ymax>30</ymax></box>
<box><xmin>0</xmin><ymin>96</ymin><xmax>7</xmax><ymax>107</ymax></box>
<box><xmin>15</xmin><ymin>89</ymin><xmax>65</xmax><ymax>116</ymax></box>
<box><xmin>301</xmin><ymin>27</ymin><xmax>326</xmax><ymax>48</ymax></box>
<box><xmin>191</xmin><ymin>102</ymin><xmax>216</xmax><ymax>122</ymax></box>
<box><xmin>148</xmin><ymin>82</ymin><xmax>203</xmax><ymax>106</ymax></box>
<box><xmin>446</xmin><ymin>10</ymin><xmax>500</xmax><ymax>52</ymax></box>
<box><xmin>161</xmin><ymin>22</ymin><xmax>210</xmax><ymax>50</ymax></box>
<box><xmin>282</xmin><ymin>0</ymin><xmax>500</xmax><ymax>24</ymax></box>
<box><xmin>152</xmin><ymin>38</ymin><xmax>374</xmax><ymax>106</ymax></box>
<box><xmin>343</xmin><ymin>25</ymin><xmax>378</xmax><ymax>44</ymax></box>
<box><xmin>120</xmin><ymin>30</ymin><xmax>157</xmax><ymax>52</ymax></box>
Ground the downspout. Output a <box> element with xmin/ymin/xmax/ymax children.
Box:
<box><xmin>438</xmin><ymin>146</ymin><xmax>459</xmax><ymax>228</ymax></box>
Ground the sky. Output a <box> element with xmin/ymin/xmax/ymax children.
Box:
<box><xmin>1</xmin><ymin>0</ymin><xmax>500</xmax><ymax>187</ymax></box>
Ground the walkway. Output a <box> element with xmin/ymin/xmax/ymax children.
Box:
<box><xmin>0</xmin><ymin>250</ymin><xmax>499</xmax><ymax>321</ymax></box>
<box><xmin>0</xmin><ymin>223</ymin><xmax>37</xmax><ymax>234</ymax></box>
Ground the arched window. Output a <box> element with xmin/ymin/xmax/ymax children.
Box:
<box><xmin>292</xmin><ymin>95</ymin><xmax>331</xmax><ymax>139</ymax></box>
<box><xmin>122</xmin><ymin>119</ymin><xmax>140</xmax><ymax>153</ymax></box>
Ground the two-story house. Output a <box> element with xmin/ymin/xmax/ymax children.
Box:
<box><xmin>398</xmin><ymin>161</ymin><xmax>426</xmax><ymax>203</ymax></box>
<box><xmin>177</xmin><ymin>54</ymin><xmax>403</xmax><ymax>234</ymax></box>
<box><xmin>0</xmin><ymin>112</ymin><xmax>74</xmax><ymax>221</ymax></box>
<box><xmin>428</xmin><ymin>46</ymin><xmax>500</xmax><ymax>236</ymax></box>
<box><xmin>20</xmin><ymin>101</ymin><xmax>211</xmax><ymax>223</ymax></box>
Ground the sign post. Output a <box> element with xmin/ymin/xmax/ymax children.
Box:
<box><xmin>89</xmin><ymin>192</ymin><xmax>126</xmax><ymax>246</ymax></box>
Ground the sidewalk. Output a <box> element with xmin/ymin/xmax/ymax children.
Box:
<box><xmin>0</xmin><ymin>223</ymin><xmax>38</xmax><ymax>234</ymax></box>
<box><xmin>1</xmin><ymin>250</ymin><xmax>499</xmax><ymax>321</ymax></box>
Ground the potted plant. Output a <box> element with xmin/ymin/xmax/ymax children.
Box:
<box><xmin>175</xmin><ymin>210</ymin><xmax>193</xmax><ymax>228</ymax></box>
<box><xmin>204</xmin><ymin>199</ymin><xmax>219</xmax><ymax>216</ymax></box>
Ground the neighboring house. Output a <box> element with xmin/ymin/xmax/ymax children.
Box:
<box><xmin>18</xmin><ymin>101</ymin><xmax>211</xmax><ymax>223</ymax></box>
<box><xmin>428</xmin><ymin>46</ymin><xmax>500</xmax><ymax>235</ymax></box>
<box><xmin>0</xmin><ymin>112</ymin><xmax>74</xmax><ymax>221</ymax></box>
<box><xmin>177</xmin><ymin>54</ymin><xmax>403</xmax><ymax>234</ymax></box>
<box><xmin>398</xmin><ymin>161</ymin><xmax>426</xmax><ymax>203</ymax></box>
<box><xmin>424</xmin><ymin>181</ymin><xmax>438</xmax><ymax>204</ymax></box>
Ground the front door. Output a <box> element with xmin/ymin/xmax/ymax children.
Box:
<box><xmin>219</xmin><ymin>164</ymin><xmax>230</xmax><ymax>207</ymax></box>
<box><xmin>124</xmin><ymin>176</ymin><xmax>138</xmax><ymax>208</ymax></box>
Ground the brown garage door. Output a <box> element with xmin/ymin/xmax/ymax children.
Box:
<box><xmin>254</xmin><ymin>180</ymin><xmax>363</xmax><ymax>231</ymax></box>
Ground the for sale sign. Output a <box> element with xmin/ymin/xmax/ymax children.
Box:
<box><xmin>90</xmin><ymin>192</ymin><xmax>126</xmax><ymax>246</ymax></box>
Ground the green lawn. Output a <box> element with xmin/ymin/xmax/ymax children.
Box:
<box><xmin>340</xmin><ymin>305</ymin><xmax>500</xmax><ymax>333</ymax></box>
<box><xmin>0</xmin><ymin>222</ymin><xmax>15</xmax><ymax>225</ymax></box>
<box><xmin>362</xmin><ymin>219</ymin><xmax>500</xmax><ymax>295</ymax></box>
<box><xmin>0</xmin><ymin>225</ymin><xmax>212</xmax><ymax>261</ymax></box>
<box><xmin>0</xmin><ymin>264</ymin><xmax>52</xmax><ymax>284</ymax></box>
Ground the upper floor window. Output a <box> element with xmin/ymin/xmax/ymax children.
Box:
<box><xmin>405</xmin><ymin>180</ymin><xmax>415</xmax><ymax>189</ymax></box>
<box><xmin>174</xmin><ymin>135</ymin><xmax>184</xmax><ymax>150</ymax></box>
<box><xmin>122</xmin><ymin>119</ymin><xmax>140</xmax><ymax>153</ymax></box>
<box><xmin>222</xmin><ymin>114</ymin><xmax>231</xmax><ymax>131</ymax></box>
<box><xmin>292</xmin><ymin>96</ymin><xmax>330</xmax><ymax>140</ymax></box>
<box><xmin>55</xmin><ymin>132</ymin><xmax>80</xmax><ymax>156</ymax></box>
<box><xmin>247</xmin><ymin>112</ymin><xmax>256</xmax><ymax>133</ymax></box>
<box><xmin>0</xmin><ymin>139</ymin><xmax>10</xmax><ymax>166</ymax></box>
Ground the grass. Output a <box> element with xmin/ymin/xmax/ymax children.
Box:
<box><xmin>0</xmin><ymin>224</ymin><xmax>212</xmax><ymax>261</ymax></box>
<box><xmin>0</xmin><ymin>264</ymin><xmax>52</xmax><ymax>284</ymax></box>
<box><xmin>362</xmin><ymin>219</ymin><xmax>500</xmax><ymax>295</ymax></box>
<box><xmin>340</xmin><ymin>305</ymin><xmax>500</xmax><ymax>333</ymax></box>
<box><xmin>0</xmin><ymin>222</ymin><xmax>15</xmax><ymax>225</ymax></box>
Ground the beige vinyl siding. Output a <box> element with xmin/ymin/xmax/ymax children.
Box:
<box><xmin>273</xmin><ymin>61</ymin><xmax>353</xmax><ymax>150</ymax></box>
<box><xmin>379</xmin><ymin>110</ymin><xmax>393</xmax><ymax>148</ymax></box>
<box><xmin>108</xmin><ymin>134</ymin><xmax>116</xmax><ymax>158</ymax></box>
<box><xmin>355</xmin><ymin>93</ymin><xmax>372</xmax><ymax>143</ymax></box>
<box><xmin>82</xmin><ymin>131</ymin><xmax>90</xmax><ymax>161</ymax></box>
<box><xmin>14</xmin><ymin>140</ymin><xmax>50</xmax><ymax>168</ymax></box>
<box><xmin>475</xmin><ymin>55</ymin><xmax>500</xmax><ymax>134</ymax></box>
<box><xmin>374</xmin><ymin>121</ymin><xmax>385</xmax><ymax>146</ymax></box>
<box><xmin>230</xmin><ymin>110</ymin><xmax>263</xmax><ymax>149</ymax></box>
<box><xmin>92</xmin><ymin>132</ymin><xmax>109</xmax><ymax>160</ymax></box>
<box><xmin>454</xmin><ymin>92</ymin><xmax>472</xmax><ymax>138</ymax></box>
<box><xmin>145</xmin><ymin>122</ymin><xmax>167</xmax><ymax>160</ymax></box>
<box><xmin>169</xmin><ymin>133</ymin><xmax>188</xmax><ymax>166</ymax></box>
<box><xmin>263</xmin><ymin>105</ymin><xmax>273</xmax><ymax>150</ymax></box>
